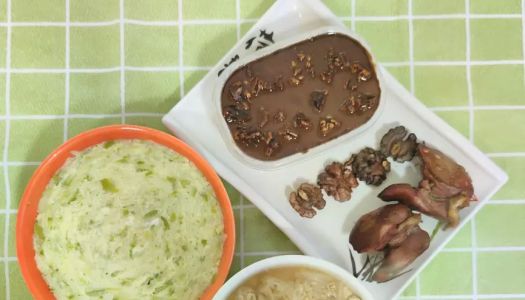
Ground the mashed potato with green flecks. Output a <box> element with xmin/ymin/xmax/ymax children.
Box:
<box><xmin>34</xmin><ymin>140</ymin><xmax>224</xmax><ymax>300</ymax></box>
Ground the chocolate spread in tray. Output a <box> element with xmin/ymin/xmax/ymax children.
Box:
<box><xmin>221</xmin><ymin>33</ymin><xmax>381</xmax><ymax>161</ymax></box>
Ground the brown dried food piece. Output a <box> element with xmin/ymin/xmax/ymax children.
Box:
<box><xmin>377</xmin><ymin>144</ymin><xmax>475</xmax><ymax>228</ymax></box>
<box><xmin>293</xmin><ymin>113</ymin><xmax>312</xmax><ymax>131</ymax></box>
<box><xmin>317</xmin><ymin>162</ymin><xmax>359</xmax><ymax>202</ymax></box>
<box><xmin>223</xmin><ymin>105</ymin><xmax>251</xmax><ymax>124</ymax></box>
<box><xmin>348</xmin><ymin>147</ymin><xmax>391</xmax><ymax>185</ymax></box>
<box><xmin>311</xmin><ymin>90</ymin><xmax>328</xmax><ymax>112</ymax></box>
<box><xmin>349</xmin><ymin>203</ymin><xmax>430</xmax><ymax>283</ymax></box>
<box><xmin>349</xmin><ymin>204</ymin><xmax>413</xmax><ymax>253</ymax></box>
<box><xmin>380</xmin><ymin>126</ymin><xmax>418</xmax><ymax>162</ymax></box>
<box><xmin>373</xmin><ymin>227</ymin><xmax>430</xmax><ymax>283</ymax></box>
<box><xmin>419</xmin><ymin>144</ymin><xmax>475</xmax><ymax>200</ymax></box>
<box><xmin>289</xmin><ymin>183</ymin><xmax>326</xmax><ymax>218</ymax></box>
<box><xmin>379</xmin><ymin>182</ymin><xmax>470</xmax><ymax>228</ymax></box>
<box><xmin>319</xmin><ymin>115</ymin><xmax>340</xmax><ymax>136</ymax></box>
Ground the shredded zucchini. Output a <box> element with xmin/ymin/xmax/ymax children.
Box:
<box><xmin>34</xmin><ymin>140</ymin><xmax>224</xmax><ymax>300</ymax></box>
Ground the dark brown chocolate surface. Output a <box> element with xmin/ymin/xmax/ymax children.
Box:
<box><xmin>221</xmin><ymin>33</ymin><xmax>381</xmax><ymax>161</ymax></box>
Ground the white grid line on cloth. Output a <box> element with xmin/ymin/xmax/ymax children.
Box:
<box><xmin>487</xmin><ymin>199</ymin><xmax>525</xmax><ymax>204</ymax></box>
<box><xmin>522</xmin><ymin>0</ymin><xmax>525</xmax><ymax>86</ymax></box>
<box><xmin>465</xmin><ymin>1</ymin><xmax>479</xmax><ymax>299</ymax></box>
<box><xmin>0</xmin><ymin>13</ymin><xmax>521</xmax><ymax>28</ymax></box>
<box><xmin>120</xmin><ymin>0</ymin><xmax>126</xmax><ymax>123</ymax></box>
<box><xmin>342</xmin><ymin>13</ymin><xmax>523</xmax><ymax>21</ymax></box>
<box><xmin>0</xmin><ymin>66</ymin><xmax>213</xmax><ymax>73</ymax></box>
<box><xmin>239</xmin><ymin>195</ymin><xmax>245</xmax><ymax>268</ymax></box>
<box><xmin>2</xmin><ymin>0</ymin><xmax>12</xmax><ymax>297</ymax></box>
<box><xmin>63</xmin><ymin>0</ymin><xmax>71</xmax><ymax>141</ymax></box>
<box><xmin>430</xmin><ymin>105</ymin><xmax>525</xmax><ymax>111</ymax></box>
<box><xmin>486</xmin><ymin>152</ymin><xmax>525</xmax><ymax>157</ymax></box>
<box><xmin>407</xmin><ymin>1</ymin><xmax>420</xmax><ymax>299</ymax></box>
<box><xmin>0</xmin><ymin>112</ymin><xmax>164</xmax><ymax>121</ymax></box>
<box><xmin>0</xmin><ymin>209</ymin><xmax>17</xmax><ymax>214</ymax></box>
<box><xmin>235</xmin><ymin>0</ymin><xmax>244</xmax><ymax>270</ymax></box>
<box><xmin>178</xmin><ymin>0</ymin><xmax>184</xmax><ymax>100</ymax></box>
<box><xmin>0</xmin><ymin>257</ymin><xmax>17</xmax><ymax>263</ymax></box>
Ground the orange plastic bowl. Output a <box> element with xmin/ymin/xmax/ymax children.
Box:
<box><xmin>16</xmin><ymin>125</ymin><xmax>235</xmax><ymax>300</ymax></box>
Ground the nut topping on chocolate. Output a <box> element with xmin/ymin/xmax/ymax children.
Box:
<box><xmin>221</xmin><ymin>33</ymin><xmax>381</xmax><ymax>160</ymax></box>
<box><xmin>273</xmin><ymin>111</ymin><xmax>286</xmax><ymax>123</ymax></box>
<box><xmin>293</xmin><ymin>113</ymin><xmax>312</xmax><ymax>131</ymax></box>
<box><xmin>319</xmin><ymin>115</ymin><xmax>340</xmax><ymax>136</ymax></box>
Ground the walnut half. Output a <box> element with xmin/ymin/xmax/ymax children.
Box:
<box><xmin>289</xmin><ymin>183</ymin><xmax>326</xmax><ymax>218</ymax></box>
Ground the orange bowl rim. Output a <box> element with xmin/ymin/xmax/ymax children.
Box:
<box><xmin>16</xmin><ymin>124</ymin><xmax>235</xmax><ymax>300</ymax></box>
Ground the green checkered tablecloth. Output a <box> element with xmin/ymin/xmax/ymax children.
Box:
<box><xmin>1</xmin><ymin>0</ymin><xmax>524</xmax><ymax>299</ymax></box>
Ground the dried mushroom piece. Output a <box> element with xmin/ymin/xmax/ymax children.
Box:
<box><xmin>289</xmin><ymin>183</ymin><xmax>326</xmax><ymax>218</ymax></box>
<box><xmin>319</xmin><ymin>115</ymin><xmax>340</xmax><ymax>137</ymax></box>
<box><xmin>418</xmin><ymin>144</ymin><xmax>474</xmax><ymax>200</ymax></box>
<box><xmin>317</xmin><ymin>162</ymin><xmax>359</xmax><ymax>202</ymax></box>
<box><xmin>378</xmin><ymin>144</ymin><xmax>475</xmax><ymax>228</ymax></box>
<box><xmin>349</xmin><ymin>203</ymin><xmax>430</xmax><ymax>283</ymax></box>
<box><xmin>348</xmin><ymin>147</ymin><xmax>391</xmax><ymax>186</ymax></box>
<box><xmin>380</xmin><ymin>126</ymin><xmax>418</xmax><ymax>162</ymax></box>
<box><xmin>311</xmin><ymin>90</ymin><xmax>328</xmax><ymax>112</ymax></box>
<box><xmin>372</xmin><ymin>226</ymin><xmax>430</xmax><ymax>283</ymax></box>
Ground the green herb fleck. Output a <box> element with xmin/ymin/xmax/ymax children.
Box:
<box><xmin>169</xmin><ymin>212</ymin><xmax>177</xmax><ymax>222</ymax></box>
<box><xmin>160</xmin><ymin>216</ymin><xmax>170</xmax><ymax>230</ymax></box>
<box><xmin>117</xmin><ymin>156</ymin><xmax>129</xmax><ymax>163</ymax></box>
<box><xmin>181</xmin><ymin>245</ymin><xmax>188</xmax><ymax>251</ymax></box>
<box><xmin>100</xmin><ymin>178</ymin><xmax>118</xmax><ymax>193</ymax></box>
<box><xmin>201</xmin><ymin>239</ymin><xmax>207</xmax><ymax>246</ymax></box>
<box><xmin>34</xmin><ymin>223</ymin><xmax>45</xmax><ymax>240</ymax></box>
<box><xmin>103</xmin><ymin>141</ymin><xmax>115</xmax><ymax>148</ymax></box>
<box><xmin>143</xmin><ymin>210</ymin><xmax>158</xmax><ymax>220</ymax></box>
<box><xmin>67</xmin><ymin>190</ymin><xmax>79</xmax><ymax>204</ymax></box>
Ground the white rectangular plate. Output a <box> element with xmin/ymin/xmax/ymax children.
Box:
<box><xmin>163</xmin><ymin>1</ymin><xmax>508</xmax><ymax>299</ymax></box>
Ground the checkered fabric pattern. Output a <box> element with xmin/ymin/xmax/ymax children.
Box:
<box><xmin>1</xmin><ymin>0</ymin><xmax>524</xmax><ymax>299</ymax></box>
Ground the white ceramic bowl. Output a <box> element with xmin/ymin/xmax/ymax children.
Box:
<box><xmin>213</xmin><ymin>255</ymin><xmax>375</xmax><ymax>300</ymax></box>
